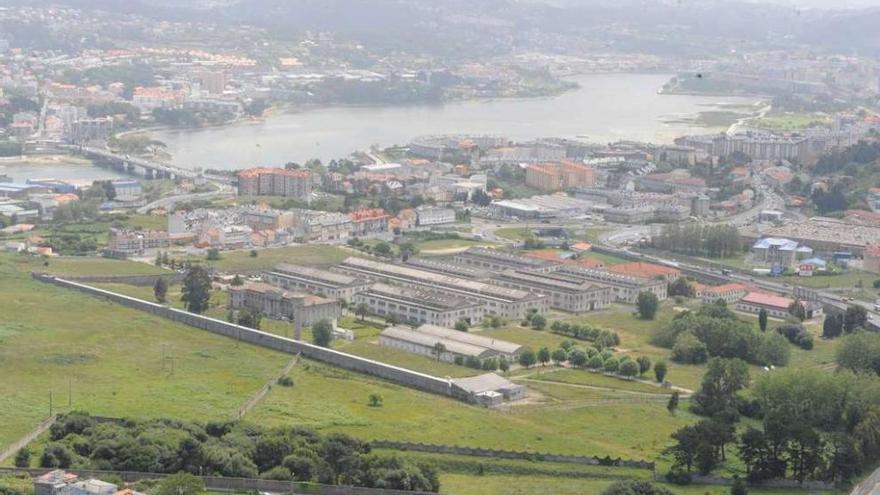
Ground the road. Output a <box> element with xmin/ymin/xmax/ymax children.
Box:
<box><xmin>136</xmin><ymin>183</ymin><xmax>233</xmax><ymax>214</ymax></box>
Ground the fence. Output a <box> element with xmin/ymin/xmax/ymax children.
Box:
<box><xmin>0</xmin><ymin>467</ymin><xmax>434</xmax><ymax>495</ymax></box>
<box><xmin>370</xmin><ymin>440</ymin><xmax>654</xmax><ymax>470</ymax></box>
<box><xmin>0</xmin><ymin>415</ymin><xmax>57</xmax><ymax>465</ymax></box>
<box><xmin>32</xmin><ymin>274</ymin><xmax>470</xmax><ymax>402</ymax></box>
<box><xmin>59</xmin><ymin>273</ymin><xmax>185</xmax><ymax>287</ymax></box>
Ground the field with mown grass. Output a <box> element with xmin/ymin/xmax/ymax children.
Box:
<box><xmin>184</xmin><ymin>244</ymin><xmax>354</xmax><ymax>272</ymax></box>
<box><xmin>21</xmin><ymin>255</ymin><xmax>168</xmax><ymax>277</ymax></box>
<box><xmin>0</xmin><ymin>253</ymin><xmax>288</xmax><ymax>451</ymax></box>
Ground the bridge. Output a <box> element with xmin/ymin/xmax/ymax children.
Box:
<box><xmin>70</xmin><ymin>145</ymin><xmax>233</xmax><ymax>185</ymax></box>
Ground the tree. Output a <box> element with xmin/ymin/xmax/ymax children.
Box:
<box><xmin>355</xmin><ymin>303</ymin><xmax>369</xmax><ymax>321</ymax></box>
<box><xmin>153</xmin><ymin>277</ymin><xmax>168</xmax><ymax>303</ymax></box>
<box><xmin>730</xmin><ymin>477</ymin><xmax>748</xmax><ymax>495</ymax></box>
<box><xmin>844</xmin><ymin>305</ymin><xmax>867</xmax><ymax>333</ymax></box>
<box><xmin>230</xmin><ymin>274</ymin><xmax>244</xmax><ymax>286</ymax></box>
<box><xmin>836</xmin><ymin>332</ymin><xmax>880</xmax><ymax>376</ymax></box>
<box><xmin>788</xmin><ymin>299</ymin><xmax>806</xmax><ymax>321</ymax></box>
<box><xmin>518</xmin><ymin>349</ymin><xmax>537</xmax><ymax>368</ymax></box>
<box><xmin>667</xmin><ymin>391</ymin><xmax>680</xmax><ymax>415</ymax></box>
<box><xmin>603</xmin><ymin>357</ymin><xmax>620</xmax><ymax>373</ymax></box>
<box><xmin>181</xmin><ymin>265</ymin><xmax>212</xmax><ymax>314</ymax></box>
<box><xmin>668</xmin><ymin>278</ymin><xmax>695</xmax><ymax>298</ymax></box>
<box><xmin>637</xmin><ymin>356</ymin><xmax>652</xmax><ymax>375</ymax></box>
<box><xmin>692</xmin><ymin>358</ymin><xmax>750</xmax><ymax>418</ymax></box>
<box><xmin>619</xmin><ymin>360</ymin><xmax>639</xmax><ymax>378</ymax></box>
<box><xmin>654</xmin><ymin>361</ymin><xmax>668</xmax><ymax>383</ymax></box>
<box><xmin>236</xmin><ymin>308</ymin><xmax>262</xmax><ymax>329</ymax></box>
<box><xmin>206</xmin><ymin>248</ymin><xmax>221</xmax><ymax>261</ymax></box>
<box><xmin>499</xmin><ymin>359</ymin><xmax>510</xmax><ymax>373</ymax></box>
<box><xmin>454</xmin><ymin>319</ymin><xmax>469</xmax><ymax>332</ymax></box>
<box><xmin>368</xmin><ymin>394</ymin><xmax>383</xmax><ymax>407</ymax></box>
<box><xmin>14</xmin><ymin>448</ymin><xmax>30</xmax><ymax>468</ymax></box>
<box><xmin>551</xmin><ymin>348</ymin><xmax>568</xmax><ymax>366</ymax></box>
<box><xmin>530</xmin><ymin>314</ymin><xmax>547</xmax><ymax>330</ymax></box>
<box><xmin>432</xmin><ymin>342</ymin><xmax>446</xmax><ymax>362</ymax></box>
<box><xmin>537</xmin><ymin>347</ymin><xmax>551</xmax><ymax>366</ymax></box>
<box><xmin>249</xmin><ymin>249</ymin><xmax>258</xmax><ymax>258</ymax></box>
<box><xmin>637</xmin><ymin>291</ymin><xmax>659</xmax><ymax>320</ymax></box>
<box><xmin>155</xmin><ymin>473</ymin><xmax>205</xmax><ymax>495</ymax></box>
<box><xmin>823</xmin><ymin>313</ymin><xmax>843</xmax><ymax>338</ymax></box>
<box><xmin>570</xmin><ymin>349</ymin><xmax>588</xmax><ymax>367</ymax></box>
<box><xmin>373</xmin><ymin>241</ymin><xmax>392</xmax><ymax>257</ymax></box>
<box><xmin>312</xmin><ymin>319</ymin><xmax>334</xmax><ymax>347</ymax></box>
<box><xmin>588</xmin><ymin>355</ymin><xmax>604</xmax><ymax>370</ymax></box>
<box><xmin>758</xmin><ymin>308</ymin><xmax>768</xmax><ymax>332</ymax></box>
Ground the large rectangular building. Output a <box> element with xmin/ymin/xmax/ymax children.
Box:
<box><xmin>548</xmin><ymin>265</ymin><xmax>667</xmax><ymax>303</ymax></box>
<box><xmin>237</xmin><ymin>167</ymin><xmax>312</xmax><ymax>200</ymax></box>
<box><xmin>490</xmin><ymin>269</ymin><xmax>613</xmax><ymax>313</ymax></box>
<box><xmin>353</xmin><ymin>283</ymin><xmax>485</xmax><ymax>327</ymax></box>
<box><xmin>264</xmin><ymin>264</ymin><xmax>373</xmax><ymax>302</ymax></box>
<box><xmin>453</xmin><ymin>247</ymin><xmax>556</xmax><ymax>273</ymax></box>
<box><xmin>334</xmin><ymin>257</ymin><xmax>549</xmax><ymax>319</ymax></box>
<box><xmin>379</xmin><ymin>323</ymin><xmax>523</xmax><ymax>364</ymax></box>
<box><xmin>228</xmin><ymin>282</ymin><xmax>341</xmax><ymax>328</ymax></box>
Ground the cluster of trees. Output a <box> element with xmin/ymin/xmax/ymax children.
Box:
<box><xmin>181</xmin><ymin>266</ymin><xmax>213</xmax><ymax>314</ymax></box>
<box><xmin>822</xmin><ymin>305</ymin><xmax>868</xmax><ymax>338</ymax></box>
<box><xmin>774</xmin><ymin>324</ymin><xmax>813</xmax><ymax>350</ymax></box>
<box><xmin>33</xmin><ymin>413</ymin><xmax>439</xmax><ymax>492</ymax></box>
<box><xmin>653</xmin><ymin>302</ymin><xmax>791</xmax><ymax>366</ymax></box>
<box><xmin>651</xmin><ymin>224</ymin><xmax>741</xmax><ymax>259</ymax></box>
<box><xmin>522</xmin><ymin>310</ymin><xmax>546</xmax><ymax>330</ymax></box>
<box><xmin>836</xmin><ymin>331</ymin><xmax>880</xmax><ymax>376</ymax></box>
<box><xmin>637</xmin><ymin>291</ymin><xmax>659</xmax><ymax>320</ymax></box>
<box><xmin>667</xmin><ymin>360</ymin><xmax>880</xmax><ymax>485</ymax></box>
<box><xmin>522</xmin><ymin>338</ymin><xmax>655</xmax><ymax>380</ymax></box>
<box><xmin>549</xmin><ymin>321</ymin><xmax>620</xmax><ymax>348</ymax></box>
<box><xmin>453</xmin><ymin>353</ymin><xmax>508</xmax><ymax>373</ymax></box>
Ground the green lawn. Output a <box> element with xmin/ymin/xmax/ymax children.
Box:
<box><xmin>187</xmin><ymin>245</ymin><xmax>354</xmax><ymax>272</ymax></box>
<box><xmin>415</xmin><ymin>238</ymin><xmax>498</xmax><ymax>252</ymax></box>
<box><xmin>249</xmin><ymin>360</ymin><xmax>699</xmax><ymax>460</ymax></box>
<box><xmin>753</xmin><ymin>112</ymin><xmax>831</xmax><ymax>131</ymax></box>
<box><xmin>0</xmin><ymin>253</ymin><xmax>288</xmax><ymax>450</ymax></box>
<box><xmin>496</xmin><ymin>227</ymin><xmax>533</xmax><ymax>241</ymax></box>
<box><xmin>20</xmin><ymin>255</ymin><xmax>168</xmax><ymax>277</ymax></box>
<box><xmin>527</xmin><ymin>368</ymin><xmax>674</xmax><ymax>395</ymax></box>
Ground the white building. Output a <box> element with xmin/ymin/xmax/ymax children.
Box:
<box><xmin>416</xmin><ymin>206</ymin><xmax>455</xmax><ymax>226</ymax></box>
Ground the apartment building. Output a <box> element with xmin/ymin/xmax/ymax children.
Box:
<box><xmin>104</xmin><ymin>228</ymin><xmax>170</xmax><ymax>257</ymax></box>
<box><xmin>237</xmin><ymin>167</ymin><xmax>312</xmax><ymax>200</ymax></box>
<box><xmin>526</xmin><ymin>160</ymin><xmax>596</xmax><ymax>192</ymax></box>
<box><xmin>265</xmin><ymin>264</ymin><xmax>372</xmax><ymax>302</ymax></box>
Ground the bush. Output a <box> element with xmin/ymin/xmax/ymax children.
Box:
<box><xmin>260</xmin><ymin>466</ymin><xmax>292</xmax><ymax>480</ymax></box>
<box><xmin>775</xmin><ymin>324</ymin><xmax>813</xmax><ymax>350</ymax></box>
<box><xmin>588</xmin><ymin>355</ymin><xmax>604</xmax><ymax>370</ymax></box>
<box><xmin>13</xmin><ymin>448</ymin><xmax>30</xmax><ymax>468</ymax></box>
<box><xmin>671</xmin><ymin>332</ymin><xmax>708</xmax><ymax>364</ymax></box>
<box><xmin>603</xmin><ymin>357</ymin><xmax>620</xmax><ymax>373</ymax></box>
<box><xmin>276</xmin><ymin>376</ymin><xmax>294</xmax><ymax>387</ymax></box>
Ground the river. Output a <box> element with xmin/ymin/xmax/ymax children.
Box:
<box><xmin>150</xmin><ymin>73</ymin><xmax>762</xmax><ymax>170</ymax></box>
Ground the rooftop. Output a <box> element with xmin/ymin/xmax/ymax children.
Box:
<box><xmin>452</xmin><ymin>373</ymin><xmax>523</xmax><ymax>394</ymax></box>
<box><xmin>607</xmin><ymin>261</ymin><xmax>681</xmax><ymax>279</ymax></box>
<box><xmin>416</xmin><ymin>324</ymin><xmax>522</xmax><ymax>355</ymax></box>
<box><xmin>273</xmin><ymin>263</ymin><xmax>368</xmax><ymax>287</ymax></box>
<box><xmin>740</xmin><ymin>291</ymin><xmax>794</xmax><ymax>309</ymax></box>
<box><xmin>381</xmin><ymin>326</ymin><xmax>492</xmax><ymax>358</ymax></box>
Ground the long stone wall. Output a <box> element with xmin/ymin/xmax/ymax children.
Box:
<box><xmin>0</xmin><ymin>467</ymin><xmax>434</xmax><ymax>495</ymax></box>
<box><xmin>60</xmin><ymin>273</ymin><xmax>185</xmax><ymax>287</ymax></box>
<box><xmin>32</xmin><ymin>274</ymin><xmax>467</xmax><ymax>401</ymax></box>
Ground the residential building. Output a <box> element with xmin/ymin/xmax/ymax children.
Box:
<box><xmin>415</xmin><ymin>206</ymin><xmax>455</xmax><ymax>226</ymax></box>
<box><xmin>751</xmin><ymin>237</ymin><xmax>803</xmax><ymax>269</ymax></box>
<box><xmin>104</xmin><ymin>228</ymin><xmax>170</xmax><ymax>257</ymax></box>
<box><xmin>490</xmin><ymin>269</ymin><xmax>613</xmax><ymax>313</ymax></box>
<box><xmin>237</xmin><ymin>167</ymin><xmax>312</xmax><ymax>200</ymax></box>
<box><xmin>334</xmin><ymin>257</ymin><xmax>549</xmax><ymax>319</ymax></box>
<box><xmin>354</xmin><ymin>283</ymin><xmax>485</xmax><ymax>327</ymax></box>
<box><xmin>349</xmin><ymin>208</ymin><xmax>389</xmax><ymax>236</ymax></box>
<box><xmin>265</xmin><ymin>264</ymin><xmax>372</xmax><ymax>302</ymax></box>
<box><xmin>548</xmin><ymin>265</ymin><xmax>668</xmax><ymax>303</ymax></box>
<box><xmin>111</xmin><ymin>180</ymin><xmax>142</xmax><ymax>202</ymax></box>
<box><xmin>303</xmin><ymin>211</ymin><xmax>352</xmax><ymax>242</ymax></box>
<box><xmin>228</xmin><ymin>282</ymin><xmax>341</xmax><ymax>328</ymax></box>
<box><xmin>526</xmin><ymin>160</ymin><xmax>596</xmax><ymax>191</ymax></box>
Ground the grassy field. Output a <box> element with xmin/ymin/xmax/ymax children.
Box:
<box><xmin>753</xmin><ymin>112</ymin><xmax>831</xmax><ymax>131</ymax></box>
<box><xmin>249</xmin><ymin>359</ymin><xmax>699</xmax><ymax>460</ymax></box>
<box><xmin>19</xmin><ymin>255</ymin><xmax>168</xmax><ymax>277</ymax></box>
<box><xmin>0</xmin><ymin>253</ymin><xmax>288</xmax><ymax>450</ymax></box>
<box><xmin>415</xmin><ymin>238</ymin><xmax>498</xmax><ymax>252</ymax></box>
<box><xmin>186</xmin><ymin>244</ymin><xmax>354</xmax><ymax>272</ymax></box>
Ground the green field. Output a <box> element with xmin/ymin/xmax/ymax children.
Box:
<box><xmin>21</xmin><ymin>255</ymin><xmax>168</xmax><ymax>277</ymax></box>
<box><xmin>186</xmin><ymin>244</ymin><xmax>354</xmax><ymax>272</ymax></box>
<box><xmin>0</xmin><ymin>253</ymin><xmax>288</xmax><ymax>449</ymax></box>
<box><xmin>753</xmin><ymin>112</ymin><xmax>831</xmax><ymax>131</ymax></box>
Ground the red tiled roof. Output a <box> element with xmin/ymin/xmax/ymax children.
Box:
<box><xmin>865</xmin><ymin>244</ymin><xmax>880</xmax><ymax>257</ymax></box>
<box><xmin>740</xmin><ymin>291</ymin><xmax>793</xmax><ymax>310</ymax></box>
<box><xmin>701</xmin><ymin>283</ymin><xmax>747</xmax><ymax>294</ymax></box>
<box><xmin>571</xmin><ymin>241</ymin><xmax>592</xmax><ymax>252</ymax></box>
<box><xmin>607</xmin><ymin>261</ymin><xmax>681</xmax><ymax>278</ymax></box>
<box><xmin>349</xmin><ymin>208</ymin><xmax>388</xmax><ymax>222</ymax></box>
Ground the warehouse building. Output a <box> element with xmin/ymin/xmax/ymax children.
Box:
<box><xmin>415</xmin><ymin>324</ymin><xmax>523</xmax><ymax>360</ymax></box>
<box><xmin>265</xmin><ymin>264</ymin><xmax>372</xmax><ymax>302</ymax></box>
<box><xmin>452</xmin><ymin>373</ymin><xmax>528</xmax><ymax>405</ymax></box>
<box><xmin>490</xmin><ymin>269</ymin><xmax>613</xmax><ymax>313</ymax></box>
<box><xmin>548</xmin><ymin>266</ymin><xmax>667</xmax><ymax>303</ymax></box>
<box><xmin>354</xmin><ymin>283</ymin><xmax>485</xmax><ymax>327</ymax></box>
<box><xmin>379</xmin><ymin>324</ymin><xmax>522</xmax><ymax>364</ymax></box>
<box><xmin>334</xmin><ymin>257</ymin><xmax>549</xmax><ymax>318</ymax></box>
